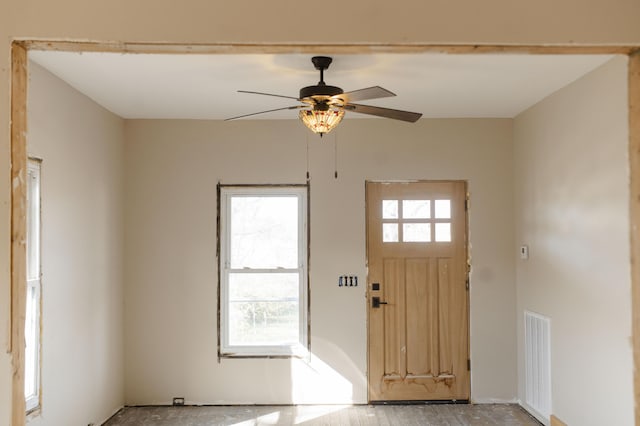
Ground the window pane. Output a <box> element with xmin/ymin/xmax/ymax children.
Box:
<box><xmin>229</xmin><ymin>273</ymin><xmax>299</xmax><ymax>301</ymax></box>
<box><xmin>382</xmin><ymin>200</ymin><xmax>398</xmax><ymax>219</ymax></box>
<box><xmin>228</xmin><ymin>273</ymin><xmax>300</xmax><ymax>346</ymax></box>
<box><xmin>403</xmin><ymin>200</ymin><xmax>430</xmax><ymax>219</ymax></box>
<box><xmin>24</xmin><ymin>283</ymin><xmax>38</xmax><ymax>399</ymax></box>
<box><xmin>27</xmin><ymin>166</ymin><xmax>40</xmax><ymax>281</ymax></box>
<box><xmin>229</xmin><ymin>301</ymin><xmax>299</xmax><ymax>346</ymax></box>
<box><xmin>230</xmin><ymin>196</ymin><xmax>298</xmax><ymax>268</ymax></box>
<box><xmin>403</xmin><ymin>223</ymin><xmax>431</xmax><ymax>242</ymax></box>
<box><xmin>435</xmin><ymin>199</ymin><xmax>451</xmax><ymax>219</ymax></box>
<box><xmin>435</xmin><ymin>223</ymin><xmax>452</xmax><ymax>242</ymax></box>
<box><xmin>383</xmin><ymin>223</ymin><xmax>399</xmax><ymax>242</ymax></box>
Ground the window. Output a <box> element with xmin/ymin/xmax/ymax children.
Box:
<box><xmin>219</xmin><ymin>185</ymin><xmax>308</xmax><ymax>357</ymax></box>
<box><xmin>25</xmin><ymin>158</ymin><xmax>41</xmax><ymax>412</ymax></box>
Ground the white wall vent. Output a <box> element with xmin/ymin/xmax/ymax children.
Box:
<box><xmin>524</xmin><ymin>310</ymin><xmax>551</xmax><ymax>423</ymax></box>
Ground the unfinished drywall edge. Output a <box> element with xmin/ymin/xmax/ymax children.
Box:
<box><xmin>10</xmin><ymin>41</ymin><xmax>27</xmax><ymax>426</ymax></box>
<box><xmin>629</xmin><ymin>50</ymin><xmax>640</xmax><ymax>426</ymax></box>
<box><xmin>9</xmin><ymin>39</ymin><xmax>640</xmax><ymax>423</ymax></box>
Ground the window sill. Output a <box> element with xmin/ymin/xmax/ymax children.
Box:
<box><xmin>26</xmin><ymin>404</ymin><xmax>41</xmax><ymax>420</ymax></box>
<box><xmin>220</xmin><ymin>344</ymin><xmax>309</xmax><ymax>359</ymax></box>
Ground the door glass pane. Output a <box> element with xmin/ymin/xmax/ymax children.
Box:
<box><xmin>435</xmin><ymin>223</ymin><xmax>452</xmax><ymax>242</ymax></box>
<box><xmin>230</xmin><ymin>196</ymin><xmax>298</xmax><ymax>268</ymax></box>
<box><xmin>228</xmin><ymin>273</ymin><xmax>299</xmax><ymax>345</ymax></box>
<box><xmin>403</xmin><ymin>200</ymin><xmax>430</xmax><ymax>219</ymax></box>
<box><xmin>382</xmin><ymin>223</ymin><xmax>399</xmax><ymax>242</ymax></box>
<box><xmin>435</xmin><ymin>199</ymin><xmax>451</xmax><ymax>219</ymax></box>
<box><xmin>403</xmin><ymin>223</ymin><xmax>431</xmax><ymax>242</ymax></box>
<box><xmin>382</xmin><ymin>200</ymin><xmax>398</xmax><ymax>219</ymax></box>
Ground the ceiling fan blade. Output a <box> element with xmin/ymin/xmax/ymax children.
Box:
<box><xmin>339</xmin><ymin>86</ymin><xmax>395</xmax><ymax>103</ymax></box>
<box><xmin>345</xmin><ymin>103</ymin><xmax>422</xmax><ymax>122</ymax></box>
<box><xmin>238</xmin><ymin>90</ymin><xmax>299</xmax><ymax>100</ymax></box>
<box><xmin>225</xmin><ymin>105</ymin><xmax>304</xmax><ymax>121</ymax></box>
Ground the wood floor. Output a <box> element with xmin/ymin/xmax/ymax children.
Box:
<box><xmin>103</xmin><ymin>404</ymin><xmax>542</xmax><ymax>425</ymax></box>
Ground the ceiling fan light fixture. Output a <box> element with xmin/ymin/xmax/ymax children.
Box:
<box><xmin>299</xmin><ymin>108</ymin><xmax>345</xmax><ymax>136</ymax></box>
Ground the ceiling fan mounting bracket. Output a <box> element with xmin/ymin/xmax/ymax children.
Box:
<box><xmin>300</xmin><ymin>56</ymin><xmax>344</xmax><ymax>99</ymax></box>
<box><xmin>311</xmin><ymin>56</ymin><xmax>333</xmax><ymax>72</ymax></box>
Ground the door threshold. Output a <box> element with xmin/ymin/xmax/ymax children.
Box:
<box><xmin>370</xmin><ymin>400</ymin><xmax>470</xmax><ymax>405</ymax></box>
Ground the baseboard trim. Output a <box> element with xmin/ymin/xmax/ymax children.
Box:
<box><xmin>550</xmin><ymin>414</ymin><xmax>568</xmax><ymax>426</ymax></box>
<box><xmin>471</xmin><ymin>398</ymin><xmax>518</xmax><ymax>404</ymax></box>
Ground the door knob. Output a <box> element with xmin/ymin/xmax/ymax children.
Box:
<box><xmin>372</xmin><ymin>297</ymin><xmax>388</xmax><ymax>308</ymax></box>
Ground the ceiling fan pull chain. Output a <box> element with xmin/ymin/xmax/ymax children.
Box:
<box><xmin>334</xmin><ymin>131</ymin><xmax>338</xmax><ymax>179</ymax></box>
<box><xmin>306</xmin><ymin>131</ymin><xmax>310</xmax><ymax>182</ymax></box>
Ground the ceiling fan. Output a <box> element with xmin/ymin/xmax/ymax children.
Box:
<box><xmin>226</xmin><ymin>56</ymin><xmax>423</xmax><ymax>136</ymax></box>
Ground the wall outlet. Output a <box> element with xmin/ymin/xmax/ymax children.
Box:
<box><xmin>172</xmin><ymin>397</ymin><xmax>185</xmax><ymax>406</ymax></box>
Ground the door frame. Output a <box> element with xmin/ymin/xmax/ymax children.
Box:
<box><xmin>9</xmin><ymin>40</ymin><xmax>640</xmax><ymax>425</ymax></box>
<box><xmin>365</xmin><ymin>180</ymin><xmax>470</xmax><ymax>402</ymax></box>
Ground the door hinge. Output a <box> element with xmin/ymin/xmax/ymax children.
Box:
<box><xmin>465</xmin><ymin>278</ymin><xmax>469</xmax><ymax>290</ymax></box>
<box><xmin>467</xmin><ymin>359</ymin><xmax>471</xmax><ymax>371</ymax></box>
<box><xmin>464</xmin><ymin>199</ymin><xmax>468</xmax><ymax>211</ymax></box>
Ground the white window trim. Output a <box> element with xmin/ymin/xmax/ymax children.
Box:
<box><xmin>25</xmin><ymin>158</ymin><xmax>41</xmax><ymax>413</ymax></box>
<box><xmin>218</xmin><ymin>185</ymin><xmax>309</xmax><ymax>357</ymax></box>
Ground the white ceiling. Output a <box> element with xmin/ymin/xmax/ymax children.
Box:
<box><xmin>28</xmin><ymin>51</ymin><xmax>614</xmax><ymax>121</ymax></box>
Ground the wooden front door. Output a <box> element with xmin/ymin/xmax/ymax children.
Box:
<box><xmin>366</xmin><ymin>181</ymin><xmax>469</xmax><ymax>401</ymax></box>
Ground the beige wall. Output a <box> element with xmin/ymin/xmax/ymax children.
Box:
<box><xmin>124</xmin><ymin>117</ymin><xmax>516</xmax><ymax>404</ymax></box>
<box><xmin>25</xmin><ymin>63</ymin><xmax>125</xmax><ymax>425</ymax></box>
<box><xmin>4</xmin><ymin>0</ymin><xmax>640</xmax><ymax>44</ymax></box>
<box><xmin>514</xmin><ymin>56</ymin><xmax>632</xmax><ymax>425</ymax></box>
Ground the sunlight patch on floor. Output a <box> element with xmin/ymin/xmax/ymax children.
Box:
<box><xmin>230</xmin><ymin>410</ymin><xmax>280</xmax><ymax>426</ymax></box>
<box><xmin>293</xmin><ymin>404</ymin><xmax>350</xmax><ymax>424</ymax></box>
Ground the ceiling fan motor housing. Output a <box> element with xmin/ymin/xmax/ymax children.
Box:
<box><xmin>299</xmin><ymin>84</ymin><xmax>343</xmax><ymax>100</ymax></box>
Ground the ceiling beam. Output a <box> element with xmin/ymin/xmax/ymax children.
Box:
<box><xmin>16</xmin><ymin>40</ymin><xmax>640</xmax><ymax>55</ymax></box>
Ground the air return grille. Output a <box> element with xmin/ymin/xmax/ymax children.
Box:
<box><xmin>524</xmin><ymin>311</ymin><xmax>551</xmax><ymax>422</ymax></box>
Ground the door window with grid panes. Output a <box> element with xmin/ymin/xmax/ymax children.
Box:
<box><xmin>382</xmin><ymin>199</ymin><xmax>452</xmax><ymax>243</ymax></box>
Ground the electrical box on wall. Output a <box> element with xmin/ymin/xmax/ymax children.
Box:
<box><xmin>339</xmin><ymin>275</ymin><xmax>358</xmax><ymax>287</ymax></box>
<box><xmin>520</xmin><ymin>245</ymin><xmax>529</xmax><ymax>260</ymax></box>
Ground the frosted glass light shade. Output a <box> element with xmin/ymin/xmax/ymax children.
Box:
<box><xmin>299</xmin><ymin>108</ymin><xmax>345</xmax><ymax>135</ymax></box>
